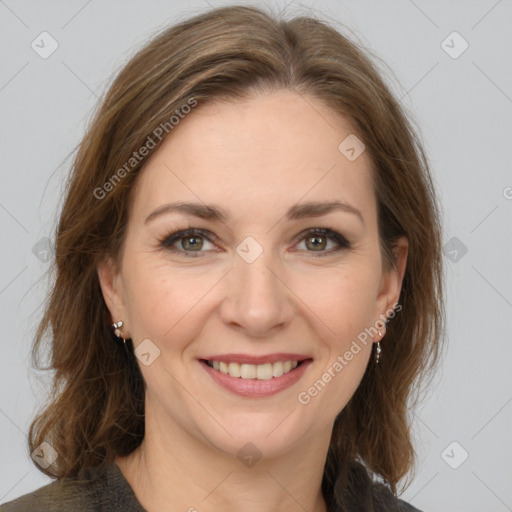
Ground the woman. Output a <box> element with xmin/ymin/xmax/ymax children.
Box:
<box><xmin>1</xmin><ymin>5</ymin><xmax>444</xmax><ymax>512</ymax></box>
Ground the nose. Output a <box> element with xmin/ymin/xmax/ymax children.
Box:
<box><xmin>219</xmin><ymin>244</ymin><xmax>294</xmax><ymax>338</ymax></box>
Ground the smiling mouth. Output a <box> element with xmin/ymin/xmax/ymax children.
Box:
<box><xmin>201</xmin><ymin>359</ymin><xmax>309</xmax><ymax>380</ymax></box>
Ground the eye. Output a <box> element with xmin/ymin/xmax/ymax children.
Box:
<box><xmin>159</xmin><ymin>228</ymin><xmax>216</xmax><ymax>257</ymax></box>
<box><xmin>293</xmin><ymin>228</ymin><xmax>351</xmax><ymax>256</ymax></box>
<box><xmin>158</xmin><ymin>227</ymin><xmax>351</xmax><ymax>258</ymax></box>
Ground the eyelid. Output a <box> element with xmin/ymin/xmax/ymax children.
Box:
<box><xmin>290</xmin><ymin>227</ymin><xmax>351</xmax><ymax>253</ymax></box>
<box><xmin>158</xmin><ymin>227</ymin><xmax>217</xmax><ymax>253</ymax></box>
<box><xmin>291</xmin><ymin>227</ymin><xmax>348</xmax><ymax>244</ymax></box>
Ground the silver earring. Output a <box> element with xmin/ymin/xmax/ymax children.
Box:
<box><xmin>112</xmin><ymin>320</ymin><xmax>131</xmax><ymax>358</ymax></box>
<box><xmin>112</xmin><ymin>321</ymin><xmax>125</xmax><ymax>343</ymax></box>
<box><xmin>375</xmin><ymin>329</ymin><xmax>382</xmax><ymax>364</ymax></box>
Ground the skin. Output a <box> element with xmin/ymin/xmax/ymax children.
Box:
<box><xmin>98</xmin><ymin>89</ymin><xmax>408</xmax><ymax>512</ymax></box>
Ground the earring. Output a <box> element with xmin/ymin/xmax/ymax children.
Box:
<box><xmin>112</xmin><ymin>321</ymin><xmax>126</xmax><ymax>344</ymax></box>
<box><xmin>375</xmin><ymin>329</ymin><xmax>382</xmax><ymax>364</ymax></box>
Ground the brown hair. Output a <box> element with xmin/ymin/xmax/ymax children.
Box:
<box><xmin>28</xmin><ymin>3</ymin><xmax>444</xmax><ymax>507</ymax></box>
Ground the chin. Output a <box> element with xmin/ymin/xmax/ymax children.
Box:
<box><xmin>193</xmin><ymin>409</ymin><xmax>313</xmax><ymax>461</ymax></box>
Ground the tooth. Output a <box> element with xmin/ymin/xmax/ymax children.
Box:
<box><xmin>272</xmin><ymin>361</ymin><xmax>283</xmax><ymax>377</ymax></box>
<box><xmin>210</xmin><ymin>360</ymin><xmax>301</xmax><ymax>378</ymax></box>
<box><xmin>228</xmin><ymin>362</ymin><xmax>241</xmax><ymax>377</ymax></box>
<box><xmin>256</xmin><ymin>363</ymin><xmax>273</xmax><ymax>380</ymax></box>
<box><xmin>240</xmin><ymin>364</ymin><xmax>257</xmax><ymax>379</ymax></box>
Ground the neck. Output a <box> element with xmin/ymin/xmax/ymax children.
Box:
<box><xmin>116</xmin><ymin>404</ymin><xmax>331</xmax><ymax>512</ymax></box>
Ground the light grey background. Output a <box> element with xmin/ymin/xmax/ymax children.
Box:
<box><xmin>1</xmin><ymin>1</ymin><xmax>511</xmax><ymax>511</ymax></box>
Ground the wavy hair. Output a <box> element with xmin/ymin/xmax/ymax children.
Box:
<box><xmin>28</xmin><ymin>4</ymin><xmax>444</xmax><ymax>508</ymax></box>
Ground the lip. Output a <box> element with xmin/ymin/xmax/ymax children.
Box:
<box><xmin>199</xmin><ymin>353</ymin><xmax>310</xmax><ymax>365</ymax></box>
<box><xmin>199</xmin><ymin>358</ymin><xmax>313</xmax><ymax>398</ymax></box>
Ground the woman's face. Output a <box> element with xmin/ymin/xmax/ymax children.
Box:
<box><xmin>99</xmin><ymin>89</ymin><xmax>407</xmax><ymax>460</ymax></box>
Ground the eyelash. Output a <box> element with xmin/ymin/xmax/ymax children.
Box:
<box><xmin>158</xmin><ymin>227</ymin><xmax>351</xmax><ymax>258</ymax></box>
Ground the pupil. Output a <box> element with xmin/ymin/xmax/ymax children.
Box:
<box><xmin>183</xmin><ymin>236</ymin><xmax>202</xmax><ymax>250</ymax></box>
<box><xmin>308</xmin><ymin>235</ymin><xmax>325</xmax><ymax>251</ymax></box>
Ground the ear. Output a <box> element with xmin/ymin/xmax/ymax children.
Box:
<box><xmin>97</xmin><ymin>256</ymin><xmax>130</xmax><ymax>336</ymax></box>
<box><xmin>374</xmin><ymin>236</ymin><xmax>408</xmax><ymax>328</ymax></box>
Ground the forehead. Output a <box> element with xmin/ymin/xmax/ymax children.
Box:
<box><xmin>131</xmin><ymin>90</ymin><xmax>376</xmax><ymax>228</ymax></box>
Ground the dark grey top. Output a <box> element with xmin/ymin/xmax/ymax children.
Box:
<box><xmin>0</xmin><ymin>462</ymin><xmax>422</xmax><ymax>511</ymax></box>
<box><xmin>0</xmin><ymin>463</ymin><xmax>145</xmax><ymax>512</ymax></box>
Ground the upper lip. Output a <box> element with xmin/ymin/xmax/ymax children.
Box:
<box><xmin>200</xmin><ymin>353</ymin><xmax>312</xmax><ymax>365</ymax></box>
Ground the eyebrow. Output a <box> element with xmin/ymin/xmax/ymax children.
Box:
<box><xmin>144</xmin><ymin>200</ymin><xmax>364</xmax><ymax>225</ymax></box>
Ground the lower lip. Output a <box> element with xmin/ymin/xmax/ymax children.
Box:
<box><xmin>199</xmin><ymin>359</ymin><xmax>312</xmax><ymax>398</ymax></box>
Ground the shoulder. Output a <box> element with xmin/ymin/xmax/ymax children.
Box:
<box><xmin>0</xmin><ymin>463</ymin><xmax>145</xmax><ymax>512</ymax></box>
<box><xmin>0</xmin><ymin>474</ymin><xmax>98</xmax><ymax>512</ymax></box>
<box><xmin>326</xmin><ymin>460</ymin><xmax>423</xmax><ymax>512</ymax></box>
<box><xmin>397</xmin><ymin>501</ymin><xmax>422</xmax><ymax>512</ymax></box>
<box><xmin>371</xmin><ymin>482</ymin><xmax>423</xmax><ymax>512</ymax></box>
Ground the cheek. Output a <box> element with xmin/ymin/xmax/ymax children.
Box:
<box><xmin>299</xmin><ymin>285</ymin><xmax>375</xmax><ymax>418</ymax></box>
<box><xmin>294</xmin><ymin>260</ymin><xmax>380</xmax><ymax>342</ymax></box>
<box><xmin>292</xmin><ymin>263</ymin><xmax>378</xmax><ymax>409</ymax></box>
<box><xmin>122</xmin><ymin>254</ymin><xmax>221</xmax><ymax>344</ymax></box>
